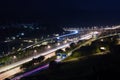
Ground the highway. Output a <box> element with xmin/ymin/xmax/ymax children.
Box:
<box><xmin>11</xmin><ymin>32</ymin><xmax>100</xmax><ymax>80</ymax></box>
<box><xmin>0</xmin><ymin>30</ymin><xmax>100</xmax><ymax>80</ymax></box>
<box><xmin>0</xmin><ymin>30</ymin><xmax>80</xmax><ymax>80</ymax></box>
<box><xmin>0</xmin><ymin>43</ymin><xmax>70</xmax><ymax>77</ymax></box>
<box><xmin>0</xmin><ymin>30</ymin><xmax>79</xmax><ymax>73</ymax></box>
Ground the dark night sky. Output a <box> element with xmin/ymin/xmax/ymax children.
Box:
<box><xmin>0</xmin><ymin>0</ymin><xmax>120</xmax><ymax>24</ymax></box>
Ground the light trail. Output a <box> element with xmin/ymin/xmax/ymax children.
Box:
<box><xmin>80</xmin><ymin>31</ymin><xmax>100</xmax><ymax>40</ymax></box>
<box><xmin>104</xmin><ymin>25</ymin><xmax>120</xmax><ymax>30</ymax></box>
<box><xmin>56</xmin><ymin>30</ymin><xmax>78</xmax><ymax>39</ymax></box>
<box><xmin>12</xmin><ymin>64</ymin><xmax>49</xmax><ymax>80</ymax></box>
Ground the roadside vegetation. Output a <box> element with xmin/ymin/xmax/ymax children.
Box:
<box><xmin>63</xmin><ymin>35</ymin><xmax>119</xmax><ymax>61</ymax></box>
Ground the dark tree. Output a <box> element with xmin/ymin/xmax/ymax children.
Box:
<box><xmin>49</xmin><ymin>61</ymin><xmax>57</xmax><ymax>70</ymax></box>
<box><xmin>65</xmin><ymin>47</ymin><xmax>71</xmax><ymax>51</ymax></box>
<box><xmin>109</xmin><ymin>45</ymin><xmax>120</xmax><ymax>54</ymax></box>
<box><xmin>38</xmin><ymin>56</ymin><xmax>45</xmax><ymax>62</ymax></box>
<box><xmin>70</xmin><ymin>43</ymin><xmax>76</xmax><ymax>48</ymax></box>
<box><xmin>49</xmin><ymin>60</ymin><xmax>61</xmax><ymax>72</ymax></box>
<box><xmin>56</xmin><ymin>49</ymin><xmax>64</xmax><ymax>54</ymax></box>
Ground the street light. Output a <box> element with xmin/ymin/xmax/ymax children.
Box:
<box><xmin>47</xmin><ymin>45</ymin><xmax>51</xmax><ymax>49</ymax></box>
<box><xmin>100</xmin><ymin>47</ymin><xmax>106</xmax><ymax>50</ymax></box>
<box><xmin>13</xmin><ymin>56</ymin><xmax>17</xmax><ymax>59</ymax></box>
<box><xmin>57</xmin><ymin>43</ymin><xmax>60</xmax><ymax>46</ymax></box>
<box><xmin>34</xmin><ymin>50</ymin><xmax>37</xmax><ymax>53</ymax></box>
<box><xmin>64</xmin><ymin>40</ymin><xmax>67</xmax><ymax>44</ymax></box>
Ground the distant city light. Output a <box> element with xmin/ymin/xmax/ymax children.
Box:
<box><xmin>47</xmin><ymin>35</ymin><xmax>50</xmax><ymax>37</ymax></box>
<box><xmin>19</xmin><ymin>38</ymin><xmax>21</xmax><ymax>39</ymax></box>
<box><xmin>21</xmin><ymin>33</ymin><xmax>24</xmax><ymax>36</ymax></box>
<box><xmin>21</xmin><ymin>43</ymin><xmax>23</xmax><ymax>46</ymax></box>
<box><xmin>16</xmin><ymin>35</ymin><xmax>19</xmax><ymax>37</ymax></box>
<box><xmin>24</xmin><ymin>25</ymin><xmax>28</xmax><ymax>28</ymax></box>
<box><xmin>36</xmin><ymin>27</ymin><xmax>39</xmax><ymax>29</ymax></box>
<box><xmin>12</xmin><ymin>37</ymin><xmax>16</xmax><ymax>40</ymax></box>
<box><xmin>12</xmin><ymin>47</ymin><xmax>15</xmax><ymax>50</ymax></box>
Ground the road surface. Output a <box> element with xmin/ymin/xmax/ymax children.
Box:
<box><xmin>0</xmin><ymin>67</ymin><xmax>22</xmax><ymax>80</ymax></box>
